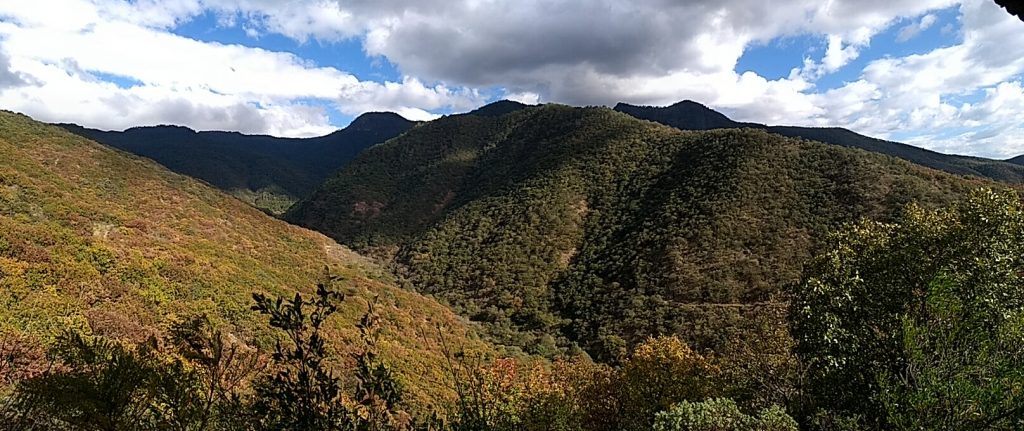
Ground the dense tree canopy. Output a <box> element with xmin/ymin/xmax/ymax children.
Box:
<box><xmin>289</xmin><ymin>103</ymin><xmax>994</xmax><ymax>360</ymax></box>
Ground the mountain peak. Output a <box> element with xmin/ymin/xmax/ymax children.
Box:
<box><xmin>124</xmin><ymin>124</ymin><xmax>197</xmax><ymax>134</ymax></box>
<box><xmin>613</xmin><ymin>100</ymin><xmax>739</xmax><ymax>130</ymax></box>
<box><xmin>468</xmin><ymin>99</ymin><xmax>532</xmax><ymax>117</ymax></box>
<box><xmin>347</xmin><ymin>111</ymin><xmax>413</xmax><ymax>131</ymax></box>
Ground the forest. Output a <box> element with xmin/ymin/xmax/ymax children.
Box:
<box><xmin>3</xmin><ymin>189</ymin><xmax>1024</xmax><ymax>430</ymax></box>
<box><xmin>287</xmin><ymin>105</ymin><xmax>992</xmax><ymax>361</ymax></box>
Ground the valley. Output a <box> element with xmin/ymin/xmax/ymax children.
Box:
<box><xmin>4</xmin><ymin>1</ymin><xmax>1024</xmax><ymax>428</ymax></box>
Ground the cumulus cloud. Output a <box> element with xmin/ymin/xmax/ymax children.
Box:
<box><xmin>82</xmin><ymin>0</ymin><xmax>953</xmax><ymax>101</ymax></box>
<box><xmin>797</xmin><ymin>0</ymin><xmax>1024</xmax><ymax>156</ymax></box>
<box><xmin>353</xmin><ymin>0</ymin><xmax>955</xmax><ymax>94</ymax></box>
<box><xmin>794</xmin><ymin>35</ymin><xmax>863</xmax><ymax>81</ymax></box>
<box><xmin>0</xmin><ymin>0</ymin><xmax>482</xmax><ymax>136</ymax></box>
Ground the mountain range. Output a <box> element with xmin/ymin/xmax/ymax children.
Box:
<box><xmin>614</xmin><ymin>100</ymin><xmax>1024</xmax><ymax>183</ymax></box>
<box><xmin>6</xmin><ymin>93</ymin><xmax>1024</xmax><ymax>429</ymax></box>
<box><xmin>23</xmin><ymin>97</ymin><xmax>1024</xmax><ymax>360</ymax></box>
<box><xmin>59</xmin><ymin>112</ymin><xmax>415</xmax><ymax>214</ymax></box>
<box><xmin>58</xmin><ymin>98</ymin><xmax>1024</xmax><ymax>223</ymax></box>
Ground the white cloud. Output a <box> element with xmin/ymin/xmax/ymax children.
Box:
<box><xmin>901</xmin><ymin>81</ymin><xmax>1024</xmax><ymax>158</ymax></box>
<box><xmin>0</xmin><ymin>0</ymin><xmax>482</xmax><ymax>136</ymax></box>
<box><xmin>896</xmin><ymin>13</ymin><xmax>938</xmax><ymax>42</ymax></box>
<box><xmin>794</xmin><ymin>34</ymin><xmax>863</xmax><ymax>80</ymax></box>
<box><xmin>504</xmin><ymin>91</ymin><xmax>541</xmax><ymax>105</ymax></box>
<box><xmin>0</xmin><ymin>48</ymin><xmax>29</xmax><ymax>89</ymax></box>
<box><xmin>795</xmin><ymin>0</ymin><xmax>1024</xmax><ymax>157</ymax></box>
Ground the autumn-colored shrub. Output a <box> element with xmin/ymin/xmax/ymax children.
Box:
<box><xmin>617</xmin><ymin>336</ymin><xmax>720</xmax><ymax>431</ymax></box>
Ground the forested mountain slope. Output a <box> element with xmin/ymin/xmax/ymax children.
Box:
<box><xmin>0</xmin><ymin>111</ymin><xmax>489</xmax><ymax>407</ymax></box>
<box><xmin>287</xmin><ymin>103</ymin><xmax>997</xmax><ymax>360</ymax></box>
<box><xmin>615</xmin><ymin>100</ymin><xmax>1024</xmax><ymax>183</ymax></box>
<box><xmin>60</xmin><ymin>112</ymin><xmax>415</xmax><ymax>213</ymax></box>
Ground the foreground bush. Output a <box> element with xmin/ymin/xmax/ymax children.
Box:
<box><xmin>653</xmin><ymin>398</ymin><xmax>797</xmax><ymax>431</ymax></box>
<box><xmin>1</xmin><ymin>279</ymin><xmax>412</xmax><ymax>431</ymax></box>
<box><xmin>792</xmin><ymin>189</ymin><xmax>1024</xmax><ymax>429</ymax></box>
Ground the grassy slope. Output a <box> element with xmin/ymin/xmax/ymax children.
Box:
<box><xmin>288</xmin><ymin>104</ymin><xmax>1000</xmax><ymax>360</ymax></box>
<box><xmin>0</xmin><ymin>111</ymin><xmax>490</xmax><ymax>408</ymax></box>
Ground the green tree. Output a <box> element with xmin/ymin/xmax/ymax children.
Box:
<box><xmin>791</xmin><ymin>188</ymin><xmax>1024</xmax><ymax>428</ymax></box>
<box><xmin>877</xmin><ymin>278</ymin><xmax>1024</xmax><ymax>430</ymax></box>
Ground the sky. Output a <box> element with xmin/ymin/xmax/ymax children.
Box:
<box><xmin>0</xmin><ymin>1</ymin><xmax>1022</xmax><ymax>158</ymax></box>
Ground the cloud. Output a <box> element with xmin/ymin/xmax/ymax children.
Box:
<box><xmin>0</xmin><ymin>0</ymin><xmax>483</xmax><ymax>136</ymax></box>
<box><xmin>354</xmin><ymin>0</ymin><xmax>955</xmax><ymax>90</ymax></box>
<box><xmin>896</xmin><ymin>13</ymin><xmax>938</xmax><ymax>42</ymax></box>
<box><xmin>121</xmin><ymin>0</ymin><xmax>952</xmax><ymax>99</ymax></box>
<box><xmin>794</xmin><ymin>35</ymin><xmax>863</xmax><ymax>80</ymax></box>
<box><xmin>796</xmin><ymin>0</ymin><xmax>1024</xmax><ymax>157</ymax></box>
<box><xmin>0</xmin><ymin>48</ymin><xmax>29</xmax><ymax>89</ymax></box>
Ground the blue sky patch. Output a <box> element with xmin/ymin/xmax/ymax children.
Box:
<box><xmin>90</xmin><ymin>71</ymin><xmax>143</xmax><ymax>89</ymax></box>
<box><xmin>736</xmin><ymin>35</ymin><xmax>819</xmax><ymax>81</ymax></box>
<box><xmin>737</xmin><ymin>5</ymin><xmax>961</xmax><ymax>92</ymax></box>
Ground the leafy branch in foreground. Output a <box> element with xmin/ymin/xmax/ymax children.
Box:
<box><xmin>251</xmin><ymin>276</ymin><xmax>412</xmax><ymax>431</ymax></box>
<box><xmin>250</xmin><ymin>281</ymin><xmax>350</xmax><ymax>430</ymax></box>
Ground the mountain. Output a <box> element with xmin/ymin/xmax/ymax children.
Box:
<box><xmin>59</xmin><ymin>112</ymin><xmax>415</xmax><ymax>214</ymax></box>
<box><xmin>614</xmin><ymin>100</ymin><xmax>1024</xmax><ymax>183</ymax></box>
<box><xmin>1003</xmin><ymin>153</ymin><xmax>1024</xmax><ymax>165</ymax></box>
<box><xmin>467</xmin><ymin>99</ymin><xmax>532</xmax><ymax>117</ymax></box>
<box><xmin>613</xmin><ymin>100</ymin><xmax>755</xmax><ymax>130</ymax></box>
<box><xmin>286</xmin><ymin>103</ymin><xmax>997</xmax><ymax>360</ymax></box>
<box><xmin>0</xmin><ymin>111</ymin><xmax>489</xmax><ymax>407</ymax></box>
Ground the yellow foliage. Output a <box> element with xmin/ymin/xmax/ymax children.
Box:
<box><xmin>618</xmin><ymin>336</ymin><xmax>720</xmax><ymax>431</ymax></box>
<box><xmin>452</xmin><ymin>337</ymin><xmax>720</xmax><ymax>431</ymax></box>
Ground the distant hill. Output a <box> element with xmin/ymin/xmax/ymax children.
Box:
<box><xmin>614</xmin><ymin>100</ymin><xmax>1024</xmax><ymax>183</ymax></box>
<box><xmin>1002</xmin><ymin>153</ymin><xmax>1024</xmax><ymax>166</ymax></box>
<box><xmin>0</xmin><ymin>111</ymin><xmax>489</xmax><ymax>407</ymax></box>
<box><xmin>613</xmin><ymin>100</ymin><xmax>756</xmax><ymax>130</ymax></box>
<box><xmin>467</xmin><ymin>99</ymin><xmax>532</xmax><ymax>117</ymax></box>
<box><xmin>59</xmin><ymin>112</ymin><xmax>415</xmax><ymax>213</ymax></box>
<box><xmin>287</xmin><ymin>103</ymin><xmax>998</xmax><ymax>360</ymax></box>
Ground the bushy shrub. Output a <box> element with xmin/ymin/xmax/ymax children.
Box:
<box><xmin>792</xmin><ymin>189</ymin><xmax>1024</xmax><ymax>429</ymax></box>
<box><xmin>618</xmin><ymin>336</ymin><xmax>719</xmax><ymax>431</ymax></box>
<box><xmin>652</xmin><ymin>397</ymin><xmax>797</xmax><ymax>431</ymax></box>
